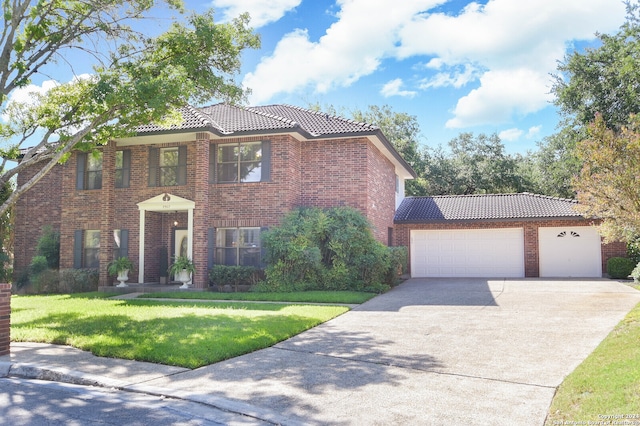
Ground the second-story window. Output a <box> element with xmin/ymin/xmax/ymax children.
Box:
<box><xmin>76</xmin><ymin>152</ymin><xmax>102</xmax><ymax>190</ymax></box>
<box><xmin>115</xmin><ymin>150</ymin><xmax>131</xmax><ymax>188</ymax></box>
<box><xmin>212</xmin><ymin>141</ymin><xmax>271</xmax><ymax>183</ymax></box>
<box><xmin>148</xmin><ymin>146</ymin><xmax>187</xmax><ymax>187</ymax></box>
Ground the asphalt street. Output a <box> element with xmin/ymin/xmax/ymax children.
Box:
<box><xmin>0</xmin><ymin>377</ymin><xmax>268</xmax><ymax>426</ymax></box>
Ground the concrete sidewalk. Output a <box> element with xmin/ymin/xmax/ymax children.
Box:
<box><xmin>2</xmin><ymin>278</ymin><xmax>640</xmax><ymax>425</ymax></box>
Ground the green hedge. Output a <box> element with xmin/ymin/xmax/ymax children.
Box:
<box><xmin>258</xmin><ymin>207</ymin><xmax>407</xmax><ymax>293</ymax></box>
<box><xmin>606</xmin><ymin>257</ymin><xmax>635</xmax><ymax>279</ymax></box>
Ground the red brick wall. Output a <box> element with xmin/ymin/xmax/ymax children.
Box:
<box><xmin>17</xmin><ymin>133</ymin><xmax>400</xmax><ymax>287</ymax></box>
<box><xmin>14</xmin><ymin>162</ymin><xmax>63</xmax><ymax>276</ymax></box>
<box><xmin>395</xmin><ymin>219</ymin><xmax>627</xmax><ymax>277</ymax></box>
<box><xmin>366</xmin><ymin>142</ymin><xmax>397</xmax><ymax>243</ymax></box>
<box><xmin>0</xmin><ymin>283</ymin><xmax>9</xmax><ymax>356</ymax></box>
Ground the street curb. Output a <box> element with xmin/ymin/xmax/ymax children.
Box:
<box><xmin>0</xmin><ymin>361</ymin><xmax>306</xmax><ymax>426</ymax></box>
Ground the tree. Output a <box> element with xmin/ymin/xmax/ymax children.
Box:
<box><xmin>552</xmin><ymin>1</ymin><xmax>640</xmax><ymax>129</ymax></box>
<box><xmin>423</xmin><ymin>133</ymin><xmax>522</xmax><ymax>195</ymax></box>
<box><xmin>524</xmin><ymin>127</ymin><xmax>583</xmax><ymax>199</ymax></box>
<box><xmin>572</xmin><ymin>114</ymin><xmax>640</xmax><ymax>242</ymax></box>
<box><xmin>0</xmin><ymin>0</ymin><xmax>260</xmax><ymax>217</ymax></box>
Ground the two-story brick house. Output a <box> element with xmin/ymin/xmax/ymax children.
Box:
<box><xmin>14</xmin><ymin>103</ymin><xmax>416</xmax><ymax>288</ymax></box>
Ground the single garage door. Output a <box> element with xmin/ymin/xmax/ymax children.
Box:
<box><xmin>410</xmin><ymin>228</ymin><xmax>524</xmax><ymax>278</ymax></box>
<box><xmin>539</xmin><ymin>226</ymin><xmax>602</xmax><ymax>277</ymax></box>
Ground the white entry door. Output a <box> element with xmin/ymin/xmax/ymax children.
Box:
<box><xmin>539</xmin><ymin>226</ymin><xmax>602</xmax><ymax>277</ymax></box>
<box><xmin>410</xmin><ymin>228</ymin><xmax>525</xmax><ymax>278</ymax></box>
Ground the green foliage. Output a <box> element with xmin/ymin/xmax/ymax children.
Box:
<box><xmin>29</xmin><ymin>255</ymin><xmax>48</xmax><ymax>276</ymax></box>
<box><xmin>627</xmin><ymin>237</ymin><xmax>640</xmax><ymax>263</ymax></box>
<box><xmin>553</xmin><ymin>2</ymin><xmax>640</xmax><ymax>130</ymax></box>
<box><xmin>36</xmin><ymin>225</ymin><xmax>60</xmax><ymax>269</ymax></box>
<box><xmin>0</xmin><ymin>1</ymin><xmax>260</xmax><ymax>218</ymax></box>
<box><xmin>261</xmin><ymin>207</ymin><xmax>402</xmax><ymax>293</ymax></box>
<box><xmin>631</xmin><ymin>262</ymin><xmax>640</xmax><ymax>282</ymax></box>
<box><xmin>209</xmin><ymin>265</ymin><xmax>260</xmax><ymax>292</ymax></box>
<box><xmin>168</xmin><ymin>255</ymin><xmax>195</xmax><ymax>275</ymax></box>
<box><xmin>107</xmin><ymin>256</ymin><xmax>134</xmax><ymax>275</ymax></box>
<box><xmin>606</xmin><ymin>257</ymin><xmax>636</xmax><ymax>279</ymax></box>
<box><xmin>0</xmin><ymin>250</ymin><xmax>11</xmax><ymax>283</ymax></box>
<box><xmin>573</xmin><ymin>114</ymin><xmax>640</xmax><ymax>242</ymax></box>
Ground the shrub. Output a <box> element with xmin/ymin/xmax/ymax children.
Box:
<box><xmin>209</xmin><ymin>265</ymin><xmax>261</xmax><ymax>292</ymax></box>
<box><xmin>631</xmin><ymin>262</ymin><xmax>640</xmax><ymax>282</ymax></box>
<box><xmin>29</xmin><ymin>255</ymin><xmax>49</xmax><ymax>276</ymax></box>
<box><xmin>262</xmin><ymin>207</ymin><xmax>401</xmax><ymax>293</ymax></box>
<box><xmin>0</xmin><ymin>250</ymin><xmax>11</xmax><ymax>283</ymax></box>
<box><xmin>606</xmin><ymin>257</ymin><xmax>636</xmax><ymax>279</ymax></box>
<box><xmin>30</xmin><ymin>269</ymin><xmax>61</xmax><ymax>294</ymax></box>
<box><xmin>59</xmin><ymin>269</ymin><xmax>99</xmax><ymax>293</ymax></box>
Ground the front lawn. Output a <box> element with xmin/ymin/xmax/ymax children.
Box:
<box><xmin>140</xmin><ymin>290</ymin><xmax>376</xmax><ymax>304</ymax></box>
<box><xmin>545</xmin><ymin>295</ymin><xmax>640</xmax><ymax>424</ymax></box>
<box><xmin>10</xmin><ymin>292</ymin><xmax>349</xmax><ymax>369</ymax></box>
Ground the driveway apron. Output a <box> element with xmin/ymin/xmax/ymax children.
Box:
<box><xmin>146</xmin><ymin>278</ymin><xmax>640</xmax><ymax>425</ymax></box>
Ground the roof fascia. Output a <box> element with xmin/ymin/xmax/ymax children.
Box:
<box><xmin>394</xmin><ymin>216</ymin><xmax>590</xmax><ymax>224</ymax></box>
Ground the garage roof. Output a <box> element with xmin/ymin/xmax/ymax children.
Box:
<box><xmin>394</xmin><ymin>193</ymin><xmax>583</xmax><ymax>223</ymax></box>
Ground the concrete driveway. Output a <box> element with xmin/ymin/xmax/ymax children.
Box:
<box><xmin>147</xmin><ymin>278</ymin><xmax>640</xmax><ymax>425</ymax></box>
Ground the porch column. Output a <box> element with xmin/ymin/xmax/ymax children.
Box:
<box><xmin>187</xmin><ymin>207</ymin><xmax>194</xmax><ymax>260</ymax></box>
<box><xmin>138</xmin><ymin>208</ymin><xmax>146</xmax><ymax>284</ymax></box>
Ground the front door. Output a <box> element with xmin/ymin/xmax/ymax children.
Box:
<box><xmin>173</xmin><ymin>229</ymin><xmax>188</xmax><ymax>279</ymax></box>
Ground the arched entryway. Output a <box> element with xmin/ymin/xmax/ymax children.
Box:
<box><xmin>136</xmin><ymin>193</ymin><xmax>195</xmax><ymax>284</ymax></box>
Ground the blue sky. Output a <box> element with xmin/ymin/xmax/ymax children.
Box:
<box><xmin>6</xmin><ymin>0</ymin><xmax>628</xmax><ymax>154</ymax></box>
<box><xmin>209</xmin><ymin>0</ymin><xmax>627</xmax><ymax>153</ymax></box>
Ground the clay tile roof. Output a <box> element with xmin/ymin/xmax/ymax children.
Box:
<box><xmin>135</xmin><ymin>103</ymin><xmax>378</xmax><ymax>136</ymax></box>
<box><xmin>394</xmin><ymin>193</ymin><xmax>582</xmax><ymax>223</ymax></box>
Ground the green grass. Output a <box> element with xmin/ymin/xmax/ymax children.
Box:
<box><xmin>545</xmin><ymin>297</ymin><xmax>640</xmax><ymax>424</ymax></box>
<box><xmin>10</xmin><ymin>292</ymin><xmax>349</xmax><ymax>369</ymax></box>
<box><xmin>140</xmin><ymin>290</ymin><xmax>377</xmax><ymax>304</ymax></box>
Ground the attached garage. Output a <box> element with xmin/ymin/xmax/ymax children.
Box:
<box><xmin>539</xmin><ymin>226</ymin><xmax>602</xmax><ymax>277</ymax></box>
<box><xmin>411</xmin><ymin>228</ymin><xmax>524</xmax><ymax>278</ymax></box>
<box><xmin>395</xmin><ymin>193</ymin><xmax>626</xmax><ymax>278</ymax></box>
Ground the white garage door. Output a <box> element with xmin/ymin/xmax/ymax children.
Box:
<box><xmin>410</xmin><ymin>228</ymin><xmax>525</xmax><ymax>278</ymax></box>
<box><xmin>539</xmin><ymin>226</ymin><xmax>602</xmax><ymax>277</ymax></box>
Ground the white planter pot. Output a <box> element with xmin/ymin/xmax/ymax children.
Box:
<box><xmin>176</xmin><ymin>269</ymin><xmax>192</xmax><ymax>289</ymax></box>
<box><xmin>116</xmin><ymin>270</ymin><xmax>129</xmax><ymax>287</ymax></box>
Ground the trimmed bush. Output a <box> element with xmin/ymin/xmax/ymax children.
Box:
<box><xmin>261</xmin><ymin>207</ymin><xmax>406</xmax><ymax>293</ymax></box>
<box><xmin>606</xmin><ymin>257</ymin><xmax>635</xmax><ymax>279</ymax></box>
<box><xmin>209</xmin><ymin>265</ymin><xmax>261</xmax><ymax>292</ymax></box>
<box><xmin>36</xmin><ymin>225</ymin><xmax>60</xmax><ymax>269</ymax></box>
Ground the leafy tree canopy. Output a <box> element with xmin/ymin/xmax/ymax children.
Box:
<box><xmin>0</xmin><ymin>0</ymin><xmax>260</xmax><ymax>216</ymax></box>
<box><xmin>573</xmin><ymin>114</ymin><xmax>640</xmax><ymax>242</ymax></box>
<box><xmin>553</xmin><ymin>1</ymin><xmax>640</xmax><ymax>129</ymax></box>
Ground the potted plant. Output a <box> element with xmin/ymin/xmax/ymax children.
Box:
<box><xmin>108</xmin><ymin>256</ymin><xmax>135</xmax><ymax>287</ymax></box>
<box><xmin>169</xmin><ymin>255</ymin><xmax>196</xmax><ymax>288</ymax></box>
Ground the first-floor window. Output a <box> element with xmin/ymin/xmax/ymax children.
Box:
<box><xmin>215</xmin><ymin>227</ymin><xmax>261</xmax><ymax>267</ymax></box>
<box><xmin>112</xmin><ymin>229</ymin><xmax>129</xmax><ymax>260</ymax></box>
<box><xmin>84</xmin><ymin>230</ymin><xmax>101</xmax><ymax>268</ymax></box>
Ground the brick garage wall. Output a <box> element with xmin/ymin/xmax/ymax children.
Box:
<box><xmin>395</xmin><ymin>219</ymin><xmax>625</xmax><ymax>277</ymax></box>
<box><xmin>14</xmin><ymin>162</ymin><xmax>63</xmax><ymax>277</ymax></box>
<box><xmin>0</xmin><ymin>283</ymin><xmax>9</xmax><ymax>356</ymax></box>
<box><xmin>366</xmin><ymin>142</ymin><xmax>397</xmax><ymax>244</ymax></box>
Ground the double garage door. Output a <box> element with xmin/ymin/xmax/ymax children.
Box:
<box><xmin>410</xmin><ymin>227</ymin><xmax>602</xmax><ymax>278</ymax></box>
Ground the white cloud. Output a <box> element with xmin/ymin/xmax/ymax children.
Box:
<box><xmin>398</xmin><ymin>0</ymin><xmax>626</xmax><ymax>127</ymax></box>
<box><xmin>243</xmin><ymin>0</ymin><xmax>627</xmax><ymax>127</ymax></box>
<box><xmin>499</xmin><ymin>128</ymin><xmax>523</xmax><ymax>142</ymax></box>
<box><xmin>419</xmin><ymin>64</ymin><xmax>479</xmax><ymax>89</ymax></box>
<box><xmin>446</xmin><ymin>68</ymin><xmax>552</xmax><ymax>128</ymax></box>
<box><xmin>211</xmin><ymin>0</ymin><xmax>302</xmax><ymax>28</ymax></box>
<box><xmin>243</xmin><ymin>0</ymin><xmax>441</xmax><ymax>104</ymax></box>
<box><xmin>526</xmin><ymin>125</ymin><xmax>542</xmax><ymax>139</ymax></box>
<box><xmin>381</xmin><ymin>78</ymin><xmax>416</xmax><ymax>98</ymax></box>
